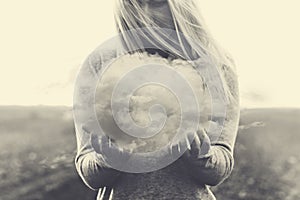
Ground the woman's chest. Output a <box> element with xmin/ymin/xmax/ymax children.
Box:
<box><xmin>109</xmin><ymin>160</ymin><xmax>215</xmax><ymax>200</ymax></box>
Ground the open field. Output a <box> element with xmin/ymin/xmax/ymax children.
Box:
<box><xmin>0</xmin><ymin>106</ymin><xmax>299</xmax><ymax>200</ymax></box>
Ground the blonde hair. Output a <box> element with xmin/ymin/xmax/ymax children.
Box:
<box><xmin>113</xmin><ymin>0</ymin><xmax>238</xmax><ymax>104</ymax></box>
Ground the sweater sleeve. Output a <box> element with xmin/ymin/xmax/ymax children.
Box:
<box><xmin>74</xmin><ymin>48</ymin><xmax>121</xmax><ymax>190</ymax></box>
<box><xmin>183</xmin><ymin>63</ymin><xmax>240</xmax><ymax>186</ymax></box>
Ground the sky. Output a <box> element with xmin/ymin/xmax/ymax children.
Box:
<box><xmin>0</xmin><ymin>0</ymin><xmax>300</xmax><ymax>108</ymax></box>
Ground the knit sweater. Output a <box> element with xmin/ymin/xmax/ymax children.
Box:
<box><xmin>74</xmin><ymin>43</ymin><xmax>240</xmax><ymax>200</ymax></box>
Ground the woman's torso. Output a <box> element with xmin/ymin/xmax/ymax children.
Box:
<box><xmin>97</xmin><ymin>157</ymin><xmax>216</xmax><ymax>200</ymax></box>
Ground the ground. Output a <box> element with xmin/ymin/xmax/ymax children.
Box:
<box><xmin>0</xmin><ymin>106</ymin><xmax>299</xmax><ymax>200</ymax></box>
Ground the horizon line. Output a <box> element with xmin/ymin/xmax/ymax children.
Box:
<box><xmin>0</xmin><ymin>104</ymin><xmax>300</xmax><ymax>110</ymax></box>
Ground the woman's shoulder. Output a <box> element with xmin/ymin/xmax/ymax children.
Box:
<box><xmin>85</xmin><ymin>39</ymin><xmax>122</xmax><ymax>74</ymax></box>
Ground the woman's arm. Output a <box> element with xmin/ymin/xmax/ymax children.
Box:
<box><xmin>182</xmin><ymin>136</ymin><xmax>236</xmax><ymax>186</ymax></box>
<box><xmin>74</xmin><ymin>49</ymin><xmax>121</xmax><ymax>190</ymax></box>
<box><xmin>75</xmin><ymin>125</ymin><xmax>122</xmax><ymax>190</ymax></box>
<box><xmin>182</xmin><ymin>63</ymin><xmax>240</xmax><ymax>186</ymax></box>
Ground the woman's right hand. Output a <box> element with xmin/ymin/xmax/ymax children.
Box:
<box><xmin>169</xmin><ymin>129</ymin><xmax>212</xmax><ymax>159</ymax></box>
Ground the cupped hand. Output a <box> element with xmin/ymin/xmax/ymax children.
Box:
<box><xmin>183</xmin><ymin>129</ymin><xmax>212</xmax><ymax>159</ymax></box>
<box><xmin>168</xmin><ymin>128</ymin><xmax>212</xmax><ymax>159</ymax></box>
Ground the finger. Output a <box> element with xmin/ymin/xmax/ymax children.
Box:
<box><xmin>197</xmin><ymin>128</ymin><xmax>211</xmax><ymax>156</ymax></box>
<box><xmin>185</xmin><ymin>131</ymin><xmax>195</xmax><ymax>151</ymax></box>
<box><xmin>190</xmin><ymin>131</ymin><xmax>201</xmax><ymax>154</ymax></box>
<box><xmin>93</xmin><ymin>134</ymin><xmax>132</xmax><ymax>163</ymax></box>
<box><xmin>169</xmin><ymin>141</ymin><xmax>178</xmax><ymax>155</ymax></box>
<box><xmin>169</xmin><ymin>139</ymin><xmax>186</xmax><ymax>156</ymax></box>
<box><xmin>185</xmin><ymin>136</ymin><xmax>191</xmax><ymax>151</ymax></box>
<box><xmin>181</xmin><ymin>132</ymin><xmax>194</xmax><ymax>158</ymax></box>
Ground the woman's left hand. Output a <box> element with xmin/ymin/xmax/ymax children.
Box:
<box><xmin>183</xmin><ymin>129</ymin><xmax>212</xmax><ymax>159</ymax></box>
<box><xmin>168</xmin><ymin>128</ymin><xmax>212</xmax><ymax>159</ymax></box>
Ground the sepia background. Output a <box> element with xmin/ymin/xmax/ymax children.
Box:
<box><xmin>0</xmin><ymin>0</ymin><xmax>300</xmax><ymax>199</ymax></box>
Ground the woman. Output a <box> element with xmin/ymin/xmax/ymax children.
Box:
<box><xmin>74</xmin><ymin>0</ymin><xmax>240</xmax><ymax>199</ymax></box>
